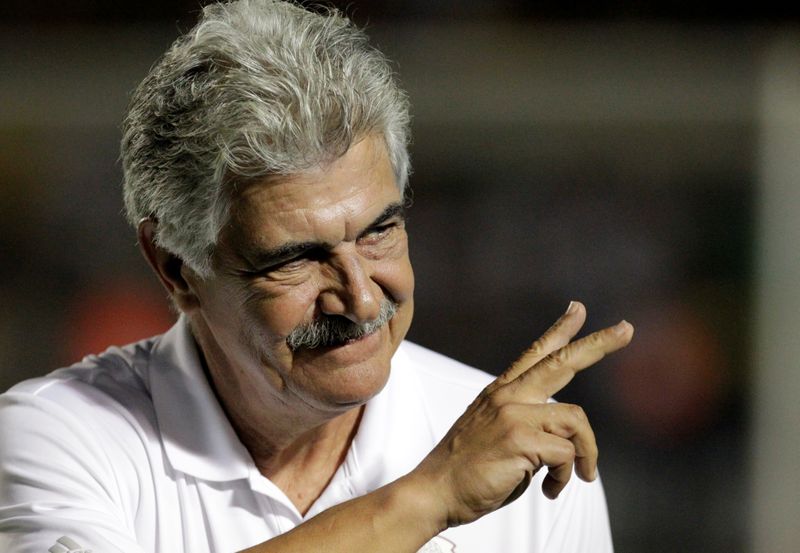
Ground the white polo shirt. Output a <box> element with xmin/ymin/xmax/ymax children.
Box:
<box><xmin>0</xmin><ymin>317</ymin><xmax>613</xmax><ymax>553</ymax></box>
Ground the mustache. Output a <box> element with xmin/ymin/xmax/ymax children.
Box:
<box><xmin>286</xmin><ymin>299</ymin><xmax>398</xmax><ymax>351</ymax></box>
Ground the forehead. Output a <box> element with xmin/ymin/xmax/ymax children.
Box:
<box><xmin>222</xmin><ymin>137</ymin><xmax>401</xmax><ymax>249</ymax></box>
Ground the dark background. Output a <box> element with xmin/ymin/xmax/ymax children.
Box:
<box><xmin>3</xmin><ymin>2</ymin><xmax>792</xmax><ymax>551</ymax></box>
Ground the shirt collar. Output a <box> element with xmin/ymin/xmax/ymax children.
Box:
<box><xmin>301</xmin><ymin>343</ymin><xmax>438</xmax><ymax>518</ymax></box>
<box><xmin>146</xmin><ymin>318</ymin><xmax>435</xmax><ymax>487</ymax></box>
<box><xmin>148</xmin><ymin>315</ymin><xmax>253</xmax><ymax>481</ymax></box>
<box><xmin>346</xmin><ymin>343</ymin><xmax>438</xmax><ymax>496</ymax></box>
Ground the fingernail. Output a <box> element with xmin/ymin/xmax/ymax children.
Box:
<box><xmin>614</xmin><ymin>320</ymin><xmax>629</xmax><ymax>335</ymax></box>
<box><xmin>565</xmin><ymin>301</ymin><xmax>577</xmax><ymax>315</ymax></box>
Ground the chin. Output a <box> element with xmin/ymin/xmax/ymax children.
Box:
<box><xmin>291</xmin><ymin>350</ymin><xmax>393</xmax><ymax>412</ymax></box>
<box><xmin>286</xmin><ymin>308</ymin><xmax>411</xmax><ymax>410</ymax></box>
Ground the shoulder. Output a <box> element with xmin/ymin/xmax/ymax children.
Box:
<box><xmin>0</xmin><ymin>338</ymin><xmax>164</xmax><ymax>524</ymax></box>
<box><xmin>396</xmin><ymin>340</ymin><xmax>493</xmax><ymax>390</ymax></box>
<box><xmin>0</xmin><ymin>340</ymin><xmax>171</xmax><ymax>553</ymax></box>
<box><xmin>394</xmin><ymin>341</ymin><xmax>493</xmax><ymax>434</ymax></box>
<box><xmin>0</xmin><ymin>337</ymin><xmax>161</xmax><ymax>461</ymax></box>
<box><xmin>3</xmin><ymin>336</ymin><xmax>157</xmax><ymax>414</ymax></box>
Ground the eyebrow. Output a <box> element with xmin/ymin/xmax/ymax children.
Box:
<box><xmin>243</xmin><ymin>201</ymin><xmax>406</xmax><ymax>270</ymax></box>
<box><xmin>362</xmin><ymin>202</ymin><xmax>406</xmax><ymax>235</ymax></box>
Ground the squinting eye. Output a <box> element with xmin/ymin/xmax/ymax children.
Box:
<box><xmin>369</xmin><ymin>226</ymin><xmax>389</xmax><ymax>237</ymax></box>
<box><xmin>278</xmin><ymin>259</ymin><xmax>306</xmax><ymax>270</ymax></box>
<box><xmin>262</xmin><ymin>247</ymin><xmax>326</xmax><ymax>275</ymax></box>
<box><xmin>364</xmin><ymin>224</ymin><xmax>396</xmax><ymax>241</ymax></box>
<box><xmin>264</xmin><ymin>257</ymin><xmax>307</xmax><ymax>275</ymax></box>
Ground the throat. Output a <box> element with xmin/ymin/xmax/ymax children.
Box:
<box><xmin>256</xmin><ymin>406</ymin><xmax>363</xmax><ymax>516</ymax></box>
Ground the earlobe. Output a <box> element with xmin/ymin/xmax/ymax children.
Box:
<box><xmin>137</xmin><ymin>219</ymin><xmax>200</xmax><ymax>312</ymax></box>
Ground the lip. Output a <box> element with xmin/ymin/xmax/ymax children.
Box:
<box><xmin>318</xmin><ymin>326</ymin><xmax>380</xmax><ymax>350</ymax></box>
<box><xmin>294</xmin><ymin>325</ymin><xmax>385</xmax><ymax>363</ymax></box>
<box><xmin>343</xmin><ymin>328</ymin><xmax>378</xmax><ymax>345</ymax></box>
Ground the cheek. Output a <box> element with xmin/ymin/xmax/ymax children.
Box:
<box><xmin>371</xmin><ymin>264</ymin><xmax>413</xmax><ymax>311</ymax></box>
<box><xmin>398</xmin><ymin>261</ymin><xmax>415</xmax><ymax>301</ymax></box>
<box><xmin>243</xmin><ymin>282</ymin><xmax>322</xmax><ymax>339</ymax></box>
<box><xmin>371</xmin><ymin>233</ymin><xmax>414</xmax><ymax>301</ymax></box>
<box><xmin>380</xmin><ymin>251</ymin><xmax>415</xmax><ymax>302</ymax></box>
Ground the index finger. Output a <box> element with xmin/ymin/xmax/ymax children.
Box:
<box><xmin>507</xmin><ymin>319</ymin><xmax>634</xmax><ymax>402</ymax></box>
<box><xmin>487</xmin><ymin>301</ymin><xmax>586</xmax><ymax>394</ymax></box>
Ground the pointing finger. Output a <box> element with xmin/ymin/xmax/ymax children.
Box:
<box><xmin>509</xmin><ymin>320</ymin><xmax>634</xmax><ymax>403</ymax></box>
<box><xmin>488</xmin><ymin>301</ymin><xmax>586</xmax><ymax>393</ymax></box>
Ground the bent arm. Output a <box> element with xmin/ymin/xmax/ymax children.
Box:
<box><xmin>239</xmin><ymin>472</ymin><xmax>445</xmax><ymax>553</ymax></box>
<box><xmin>241</xmin><ymin>302</ymin><xmax>630</xmax><ymax>552</ymax></box>
<box><xmin>2</xmin><ymin>303</ymin><xmax>628</xmax><ymax>553</ymax></box>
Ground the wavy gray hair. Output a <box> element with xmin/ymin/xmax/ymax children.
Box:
<box><xmin>121</xmin><ymin>0</ymin><xmax>411</xmax><ymax>277</ymax></box>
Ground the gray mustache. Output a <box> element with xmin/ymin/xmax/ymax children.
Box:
<box><xmin>286</xmin><ymin>299</ymin><xmax>398</xmax><ymax>351</ymax></box>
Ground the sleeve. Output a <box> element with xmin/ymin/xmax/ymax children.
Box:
<box><xmin>0</xmin><ymin>389</ymin><xmax>150</xmax><ymax>553</ymax></box>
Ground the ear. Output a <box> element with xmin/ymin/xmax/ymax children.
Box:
<box><xmin>137</xmin><ymin>218</ymin><xmax>201</xmax><ymax>312</ymax></box>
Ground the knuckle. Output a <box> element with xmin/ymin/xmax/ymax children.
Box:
<box><xmin>524</xmin><ymin>341</ymin><xmax>545</xmax><ymax>358</ymax></box>
<box><xmin>505</xmin><ymin>424</ymin><xmax>531</xmax><ymax>451</ymax></box>
<box><xmin>551</xmin><ymin>346</ymin><xmax>572</xmax><ymax>366</ymax></box>
<box><xmin>501</xmin><ymin>380</ymin><xmax>524</xmax><ymax>402</ymax></box>
<box><xmin>589</xmin><ymin>329</ymin><xmax>608</xmax><ymax>346</ymax></box>
<box><xmin>485</xmin><ymin>388</ymin><xmax>508</xmax><ymax>410</ymax></box>
<box><xmin>568</xmin><ymin>403</ymin><xmax>587</xmax><ymax>424</ymax></box>
<box><xmin>560</xmin><ymin>439</ymin><xmax>577</xmax><ymax>460</ymax></box>
<box><xmin>541</xmin><ymin>352</ymin><xmax>564</xmax><ymax>373</ymax></box>
<box><xmin>495</xmin><ymin>402</ymin><xmax>519</xmax><ymax>426</ymax></box>
<box><xmin>544</xmin><ymin>402</ymin><xmax>561</xmax><ymax>420</ymax></box>
<box><xmin>477</xmin><ymin>384</ymin><xmax>495</xmax><ymax>400</ymax></box>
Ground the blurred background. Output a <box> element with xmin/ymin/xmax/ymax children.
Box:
<box><xmin>1</xmin><ymin>2</ymin><xmax>799</xmax><ymax>552</ymax></box>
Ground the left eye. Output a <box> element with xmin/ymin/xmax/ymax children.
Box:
<box><xmin>365</xmin><ymin>224</ymin><xmax>393</xmax><ymax>239</ymax></box>
<box><xmin>277</xmin><ymin>258</ymin><xmax>306</xmax><ymax>270</ymax></box>
<box><xmin>261</xmin><ymin>257</ymin><xmax>308</xmax><ymax>275</ymax></box>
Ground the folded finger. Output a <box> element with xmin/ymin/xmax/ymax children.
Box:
<box><xmin>525</xmin><ymin>432</ymin><xmax>575</xmax><ymax>500</ymax></box>
<box><xmin>542</xmin><ymin>464</ymin><xmax>573</xmax><ymax>499</ymax></box>
<box><xmin>537</xmin><ymin>403</ymin><xmax>598</xmax><ymax>482</ymax></box>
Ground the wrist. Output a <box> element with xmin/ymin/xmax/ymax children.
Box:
<box><xmin>386</xmin><ymin>470</ymin><xmax>451</xmax><ymax>537</ymax></box>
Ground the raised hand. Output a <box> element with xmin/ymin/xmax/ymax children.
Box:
<box><xmin>411</xmin><ymin>301</ymin><xmax>634</xmax><ymax>528</ymax></box>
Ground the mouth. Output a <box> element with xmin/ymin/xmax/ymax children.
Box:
<box><xmin>300</xmin><ymin>326</ymin><xmax>380</xmax><ymax>352</ymax></box>
<box><xmin>286</xmin><ymin>299</ymin><xmax>398</xmax><ymax>352</ymax></box>
<box><xmin>339</xmin><ymin>328</ymin><xmax>379</xmax><ymax>345</ymax></box>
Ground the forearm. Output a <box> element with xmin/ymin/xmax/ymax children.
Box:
<box><xmin>238</xmin><ymin>472</ymin><xmax>445</xmax><ymax>553</ymax></box>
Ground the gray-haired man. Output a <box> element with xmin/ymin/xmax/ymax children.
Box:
<box><xmin>0</xmin><ymin>1</ymin><xmax>632</xmax><ymax>551</ymax></box>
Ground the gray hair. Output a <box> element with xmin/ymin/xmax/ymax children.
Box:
<box><xmin>121</xmin><ymin>0</ymin><xmax>411</xmax><ymax>277</ymax></box>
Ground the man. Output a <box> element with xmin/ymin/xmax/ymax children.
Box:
<box><xmin>0</xmin><ymin>1</ymin><xmax>633</xmax><ymax>551</ymax></box>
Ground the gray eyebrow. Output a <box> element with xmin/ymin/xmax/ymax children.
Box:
<box><xmin>245</xmin><ymin>201</ymin><xmax>406</xmax><ymax>270</ymax></box>
<box><xmin>358</xmin><ymin>202</ymin><xmax>406</xmax><ymax>238</ymax></box>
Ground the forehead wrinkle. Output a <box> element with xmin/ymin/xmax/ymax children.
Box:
<box><xmin>221</xmin><ymin>135</ymin><xmax>400</xmax><ymax>263</ymax></box>
<box><xmin>235</xmin><ymin>197</ymin><xmax>403</xmax><ymax>270</ymax></box>
<box><xmin>258</xmin><ymin>180</ymin><xmax>395</xmax><ymax>233</ymax></box>
<box><xmin>232</xmin><ymin>134</ymin><xmax>393</xmax><ymax>209</ymax></box>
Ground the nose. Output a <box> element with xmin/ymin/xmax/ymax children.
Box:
<box><xmin>318</xmin><ymin>250</ymin><xmax>382</xmax><ymax>324</ymax></box>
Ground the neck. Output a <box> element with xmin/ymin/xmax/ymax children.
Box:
<box><xmin>255</xmin><ymin>407</ymin><xmax>363</xmax><ymax>514</ymax></box>
<box><xmin>223</xmin><ymin>387</ymin><xmax>363</xmax><ymax>515</ymax></box>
